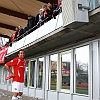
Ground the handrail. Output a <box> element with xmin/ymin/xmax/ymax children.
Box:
<box><xmin>16</xmin><ymin>16</ymin><xmax>49</xmax><ymax>41</ymax></box>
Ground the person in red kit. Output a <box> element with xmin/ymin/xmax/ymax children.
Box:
<box><xmin>5</xmin><ymin>49</ymin><xmax>27</xmax><ymax>100</ymax></box>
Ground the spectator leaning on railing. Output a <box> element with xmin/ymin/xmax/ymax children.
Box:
<box><xmin>46</xmin><ymin>1</ymin><xmax>57</xmax><ymax>21</ymax></box>
<box><xmin>53</xmin><ymin>0</ymin><xmax>62</xmax><ymax>18</ymax></box>
<box><xmin>17</xmin><ymin>26</ymin><xmax>24</xmax><ymax>40</ymax></box>
<box><xmin>26</xmin><ymin>15</ymin><xmax>35</xmax><ymax>33</ymax></box>
<box><xmin>8</xmin><ymin>27</ymin><xmax>19</xmax><ymax>46</ymax></box>
<box><xmin>34</xmin><ymin>8</ymin><xmax>44</xmax><ymax>28</ymax></box>
<box><xmin>42</xmin><ymin>4</ymin><xmax>48</xmax><ymax>22</ymax></box>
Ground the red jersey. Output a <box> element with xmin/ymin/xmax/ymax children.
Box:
<box><xmin>6</xmin><ymin>57</ymin><xmax>26</xmax><ymax>83</ymax></box>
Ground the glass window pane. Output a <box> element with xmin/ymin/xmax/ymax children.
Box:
<box><xmin>89</xmin><ymin>0</ymin><xmax>100</xmax><ymax>10</ymax></box>
<box><xmin>2</xmin><ymin>67</ymin><xmax>7</xmax><ymax>84</ymax></box>
<box><xmin>75</xmin><ymin>45</ymin><xmax>89</xmax><ymax>94</ymax></box>
<box><xmin>7</xmin><ymin>67</ymin><xmax>13</xmax><ymax>84</ymax></box>
<box><xmin>29</xmin><ymin>61</ymin><xmax>35</xmax><ymax>87</ymax></box>
<box><xmin>24</xmin><ymin>67</ymin><xmax>28</xmax><ymax>87</ymax></box>
<box><xmin>50</xmin><ymin>54</ymin><xmax>58</xmax><ymax>90</ymax></box>
<box><xmin>61</xmin><ymin>51</ymin><xmax>71</xmax><ymax>93</ymax></box>
<box><xmin>37</xmin><ymin>57</ymin><xmax>44</xmax><ymax>88</ymax></box>
<box><xmin>0</xmin><ymin>67</ymin><xmax>2</xmax><ymax>83</ymax></box>
<box><xmin>8</xmin><ymin>77</ymin><xmax>12</xmax><ymax>84</ymax></box>
<box><xmin>95</xmin><ymin>0</ymin><xmax>100</xmax><ymax>8</ymax></box>
<box><xmin>8</xmin><ymin>70</ymin><xmax>12</xmax><ymax>84</ymax></box>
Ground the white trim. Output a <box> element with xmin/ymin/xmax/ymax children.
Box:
<box><xmin>89</xmin><ymin>42</ymin><xmax>93</xmax><ymax>100</ymax></box>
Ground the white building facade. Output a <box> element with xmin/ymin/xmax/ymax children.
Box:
<box><xmin>0</xmin><ymin>0</ymin><xmax>100</xmax><ymax>100</ymax></box>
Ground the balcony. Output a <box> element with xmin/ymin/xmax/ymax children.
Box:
<box><xmin>6</xmin><ymin>1</ymin><xmax>100</xmax><ymax>61</ymax></box>
<box><xmin>7</xmin><ymin>13</ymin><xmax>63</xmax><ymax>56</ymax></box>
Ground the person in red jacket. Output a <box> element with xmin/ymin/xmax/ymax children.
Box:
<box><xmin>5</xmin><ymin>49</ymin><xmax>26</xmax><ymax>100</ymax></box>
<box><xmin>10</xmin><ymin>27</ymin><xmax>19</xmax><ymax>42</ymax></box>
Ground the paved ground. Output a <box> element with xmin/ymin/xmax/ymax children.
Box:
<box><xmin>0</xmin><ymin>89</ymin><xmax>38</xmax><ymax>100</ymax></box>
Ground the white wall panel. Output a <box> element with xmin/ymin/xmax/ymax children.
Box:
<box><xmin>24</xmin><ymin>29</ymin><xmax>38</xmax><ymax>46</ymax></box>
<box><xmin>73</xmin><ymin>95</ymin><xmax>89</xmax><ymax>100</ymax></box>
<box><xmin>7</xmin><ymin>43</ymin><xmax>16</xmax><ymax>54</ymax></box>
<box><xmin>55</xmin><ymin>13</ymin><xmax>63</xmax><ymax>29</ymax></box>
<box><xmin>23</xmin><ymin>87</ymin><xmax>29</xmax><ymax>96</ymax></box>
<box><xmin>92</xmin><ymin>41</ymin><xmax>99</xmax><ymax>100</ymax></box>
<box><xmin>47</xmin><ymin>91</ymin><xmax>57</xmax><ymax>100</ymax></box>
<box><xmin>28</xmin><ymin>88</ymin><xmax>35</xmax><ymax>97</ymax></box>
<box><xmin>7</xmin><ymin>85</ymin><xmax>12</xmax><ymax>91</ymax></box>
<box><xmin>59</xmin><ymin>92</ymin><xmax>70</xmax><ymax>100</ymax></box>
<box><xmin>62</xmin><ymin>0</ymin><xmax>89</xmax><ymax>28</ymax></box>
<box><xmin>1</xmin><ymin>84</ymin><xmax>7</xmax><ymax>90</ymax></box>
<box><xmin>36</xmin><ymin>89</ymin><xmax>43</xmax><ymax>98</ymax></box>
<box><xmin>62</xmin><ymin>0</ymin><xmax>74</xmax><ymax>25</ymax></box>
<box><xmin>14</xmin><ymin>37</ymin><xmax>26</xmax><ymax>50</ymax></box>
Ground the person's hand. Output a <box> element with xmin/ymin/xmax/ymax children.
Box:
<box><xmin>11</xmin><ymin>73</ymin><xmax>15</xmax><ymax>78</ymax></box>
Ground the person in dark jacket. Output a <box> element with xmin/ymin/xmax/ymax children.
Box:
<box><xmin>17</xmin><ymin>26</ymin><xmax>24</xmax><ymax>40</ymax></box>
<box><xmin>46</xmin><ymin>1</ymin><xmax>54</xmax><ymax>21</ymax></box>
<box><xmin>26</xmin><ymin>15</ymin><xmax>35</xmax><ymax>33</ymax></box>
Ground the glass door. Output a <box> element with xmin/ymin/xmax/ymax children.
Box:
<box><xmin>75</xmin><ymin>45</ymin><xmax>89</xmax><ymax>94</ymax></box>
<box><xmin>29</xmin><ymin>60</ymin><xmax>35</xmax><ymax>87</ymax></box>
<box><xmin>60</xmin><ymin>50</ymin><xmax>71</xmax><ymax>93</ymax></box>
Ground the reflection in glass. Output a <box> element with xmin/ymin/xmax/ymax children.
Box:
<box><xmin>50</xmin><ymin>54</ymin><xmax>58</xmax><ymax>90</ymax></box>
<box><xmin>24</xmin><ymin>67</ymin><xmax>28</xmax><ymax>87</ymax></box>
<box><xmin>89</xmin><ymin>0</ymin><xmax>100</xmax><ymax>10</ymax></box>
<box><xmin>8</xmin><ymin>67</ymin><xmax>12</xmax><ymax>84</ymax></box>
<box><xmin>37</xmin><ymin>57</ymin><xmax>44</xmax><ymax>88</ymax></box>
<box><xmin>75</xmin><ymin>45</ymin><xmax>89</xmax><ymax>94</ymax></box>
<box><xmin>61</xmin><ymin>51</ymin><xmax>71</xmax><ymax>93</ymax></box>
<box><xmin>8</xmin><ymin>73</ymin><xmax>12</xmax><ymax>84</ymax></box>
<box><xmin>29</xmin><ymin>61</ymin><xmax>35</xmax><ymax>87</ymax></box>
<box><xmin>2</xmin><ymin>68</ymin><xmax>7</xmax><ymax>84</ymax></box>
<box><xmin>0</xmin><ymin>67</ymin><xmax>1</xmax><ymax>84</ymax></box>
<box><xmin>95</xmin><ymin>0</ymin><xmax>100</xmax><ymax>8</ymax></box>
